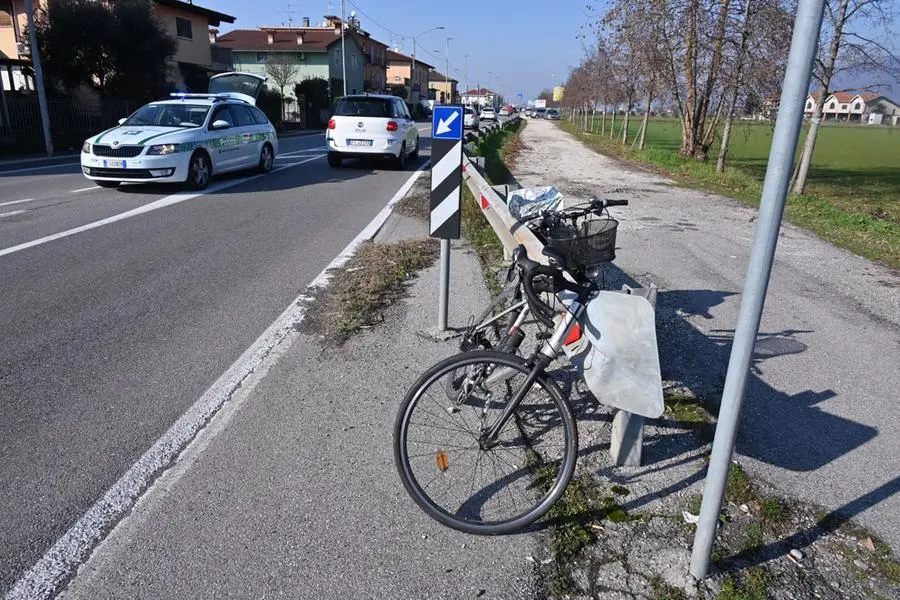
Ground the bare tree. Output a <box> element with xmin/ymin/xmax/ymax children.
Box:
<box><xmin>265</xmin><ymin>57</ymin><xmax>299</xmax><ymax>121</ymax></box>
<box><xmin>791</xmin><ymin>0</ymin><xmax>900</xmax><ymax>194</ymax></box>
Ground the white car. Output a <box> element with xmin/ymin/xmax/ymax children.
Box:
<box><xmin>480</xmin><ymin>107</ymin><xmax>497</xmax><ymax>121</ymax></box>
<box><xmin>326</xmin><ymin>94</ymin><xmax>419</xmax><ymax>169</ymax></box>
<box><xmin>80</xmin><ymin>73</ymin><xmax>277</xmax><ymax>190</ymax></box>
<box><xmin>464</xmin><ymin>106</ymin><xmax>480</xmax><ymax>130</ymax></box>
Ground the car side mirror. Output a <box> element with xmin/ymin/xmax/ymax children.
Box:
<box><xmin>211</xmin><ymin>120</ymin><xmax>231</xmax><ymax>130</ymax></box>
<box><xmin>118</xmin><ymin>118</ymin><xmax>126</xmax><ymax>125</ymax></box>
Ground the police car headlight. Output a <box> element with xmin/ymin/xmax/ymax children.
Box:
<box><xmin>82</xmin><ymin>141</ymin><xmax>92</xmax><ymax>154</ymax></box>
<box><xmin>147</xmin><ymin>143</ymin><xmax>181</xmax><ymax>155</ymax></box>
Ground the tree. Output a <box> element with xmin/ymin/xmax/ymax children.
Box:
<box><xmin>35</xmin><ymin>0</ymin><xmax>175</xmax><ymax>100</ymax></box>
<box><xmin>791</xmin><ymin>0</ymin><xmax>900</xmax><ymax>194</ymax></box>
<box><xmin>265</xmin><ymin>57</ymin><xmax>299</xmax><ymax>122</ymax></box>
<box><xmin>295</xmin><ymin>77</ymin><xmax>330</xmax><ymax>127</ymax></box>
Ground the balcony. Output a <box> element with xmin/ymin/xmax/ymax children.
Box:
<box><xmin>210</xmin><ymin>46</ymin><xmax>233</xmax><ymax>72</ymax></box>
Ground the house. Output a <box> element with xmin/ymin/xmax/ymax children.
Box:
<box><xmin>385</xmin><ymin>49</ymin><xmax>433</xmax><ymax>103</ymax></box>
<box><xmin>461</xmin><ymin>87</ymin><xmax>497</xmax><ymax>108</ymax></box>
<box><xmin>0</xmin><ymin>0</ymin><xmax>236</xmax><ymax>90</ymax></box>
<box><xmin>428</xmin><ymin>70</ymin><xmax>457</xmax><ymax>105</ymax></box>
<box><xmin>216</xmin><ymin>16</ymin><xmax>387</xmax><ymax>100</ymax></box>
<box><xmin>803</xmin><ymin>91</ymin><xmax>900</xmax><ymax>124</ymax></box>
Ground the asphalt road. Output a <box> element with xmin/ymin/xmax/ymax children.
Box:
<box><xmin>0</xmin><ymin>124</ymin><xmax>434</xmax><ymax>595</ymax></box>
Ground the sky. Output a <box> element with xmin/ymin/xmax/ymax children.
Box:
<box><xmin>209</xmin><ymin>0</ymin><xmax>595</xmax><ymax>101</ymax></box>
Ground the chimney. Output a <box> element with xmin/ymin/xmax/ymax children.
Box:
<box><xmin>296</xmin><ymin>33</ymin><xmax>303</xmax><ymax>45</ymax></box>
<box><xmin>267</xmin><ymin>32</ymin><xmax>274</xmax><ymax>45</ymax></box>
<box><xmin>302</xmin><ymin>16</ymin><xmax>310</xmax><ymax>27</ymax></box>
<box><xmin>208</xmin><ymin>28</ymin><xmax>217</xmax><ymax>44</ymax></box>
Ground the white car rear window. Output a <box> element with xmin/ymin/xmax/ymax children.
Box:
<box><xmin>336</xmin><ymin>98</ymin><xmax>392</xmax><ymax>118</ymax></box>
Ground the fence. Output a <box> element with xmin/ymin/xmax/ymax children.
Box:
<box><xmin>0</xmin><ymin>92</ymin><xmax>137</xmax><ymax>156</ymax></box>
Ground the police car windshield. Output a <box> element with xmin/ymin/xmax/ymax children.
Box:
<box><xmin>124</xmin><ymin>104</ymin><xmax>210</xmax><ymax>128</ymax></box>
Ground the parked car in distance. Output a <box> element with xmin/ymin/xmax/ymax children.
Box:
<box><xmin>546</xmin><ymin>108</ymin><xmax>561</xmax><ymax>120</ymax></box>
<box><xmin>326</xmin><ymin>94</ymin><xmax>420</xmax><ymax>169</ymax></box>
<box><xmin>464</xmin><ymin>106</ymin><xmax>480</xmax><ymax>129</ymax></box>
<box><xmin>534</xmin><ymin>107</ymin><xmax>547</xmax><ymax>119</ymax></box>
<box><xmin>499</xmin><ymin>106</ymin><xmax>511</xmax><ymax>117</ymax></box>
<box><xmin>80</xmin><ymin>72</ymin><xmax>277</xmax><ymax>190</ymax></box>
<box><xmin>481</xmin><ymin>107</ymin><xmax>497</xmax><ymax>121</ymax></box>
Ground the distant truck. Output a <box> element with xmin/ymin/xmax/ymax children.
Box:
<box><xmin>534</xmin><ymin>99</ymin><xmax>547</xmax><ymax>109</ymax></box>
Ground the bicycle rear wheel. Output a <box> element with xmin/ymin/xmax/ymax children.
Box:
<box><xmin>394</xmin><ymin>351</ymin><xmax>578</xmax><ymax>534</ymax></box>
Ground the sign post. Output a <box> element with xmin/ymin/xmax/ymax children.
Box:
<box><xmin>430</xmin><ymin>105</ymin><xmax>464</xmax><ymax>331</ymax></box>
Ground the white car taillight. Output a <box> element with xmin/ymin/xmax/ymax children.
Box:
<box><xmin>386</xmin><ymin>121</ymin><xmax>398</xmax><ymax>132</ymax></box>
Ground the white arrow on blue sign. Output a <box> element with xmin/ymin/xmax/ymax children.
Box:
<box><xmin>432</xmin><ymin>106</ymin><xmax>464</xmax><ymax>140</ymax></box>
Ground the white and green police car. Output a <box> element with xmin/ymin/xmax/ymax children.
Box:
<box><xmin>81</xmin><ymin>73</ymin><xmax>277</xmax><ymax>190</ymax></box>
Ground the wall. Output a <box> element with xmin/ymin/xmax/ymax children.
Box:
<box><xmin>328</xmin><ymin>40</ymin><xmax>364</xmax><ymax>96</ymax></box>
<box><xmin>387</xmin><ymin>61</ymin><xmax>409</xmax><ymax>86</ymax></box>
<box><xmin>156</xmin><ymin>5</ymin><xmax>211</xmax><ymax>67</ymax></box>
<box><xmin>233</xmin><ymin>50</ymin><xmax>330</xmax><ymax>90</ymax></box>
<box><xmin>0</xmin><ymin>0</ymin><xmax>30</xmax><ymax>59</ymax></box>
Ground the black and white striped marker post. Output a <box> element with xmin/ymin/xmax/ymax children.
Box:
<box><xmin>430</xmin><ymin>105</ymin><xmax>464</xmax><ymax>331</ymax></box>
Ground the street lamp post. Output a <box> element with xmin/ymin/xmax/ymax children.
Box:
<box><xmin>410</xmin><ymin>26</ymin><xmax>444</xmax><ymax>103</ymax></box>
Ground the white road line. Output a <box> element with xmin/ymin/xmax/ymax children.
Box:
<box><xmin>277</xmin><ymin>148</ymin><xmax>324</xmax><ymax>158</ymax></box>
<box><xmin>0</xmin><ymin>161</ymin><xmax>81</xmax><ymax>175</ymax></box>
<box><xmin>0</xmin><ymin>209</ymin><xmax>28</xmax><ymax>219</ymax></box>
<box><xmin>0</xmin><ymin>154</ymin><xmax>324</xmax><ymax>259</ymax></box>
<box><xmin>0</xmin><ymin>198</ymin><xmax>35</xmax><ymax>208</ymax></box>
<box><xmin>4</xmin><ymin>161</ymin><xmax>429</xmax><ymax>600</ymax></box>
<box><xmin>69</xmin><ymin>186</ymin><xmax>100</xmax><ymax>193</ymax></box>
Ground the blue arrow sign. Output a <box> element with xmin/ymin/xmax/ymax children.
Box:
<box><xmin>432</xmin><ymin>106</ymin><xmax>463</xmax><ymax>140</ymax></box>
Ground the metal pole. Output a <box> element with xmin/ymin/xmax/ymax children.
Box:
<box><xmin>410</xmin><ymin>38</ymin><xmax>416</xmax><ymax>103</ymax></box>
<box><xmin>340</xmin><ymin>0</ymin><xmax>347</xmax><ymax>96</ymax></box>
<box><xmin>25</xmin><ymin>0</ymin><xmax>53</xmax><ymax>155</ymax></box>
<box><xmin>438</xmin><ymin>238</ymin><xmax>450</xmax><ymax>330</ymax></box>
<box><xmin>689</xmin><ymin>0</ymin><xmax>826</xmax><ymax>580</ymax></box>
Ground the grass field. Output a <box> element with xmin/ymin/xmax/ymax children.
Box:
<box><xmin>562</xmin><ymin>116</ymin><xmax>900</xmax><ymax>268</ymax></box>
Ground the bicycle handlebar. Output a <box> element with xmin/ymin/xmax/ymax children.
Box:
<box><xmin>518</xmin><ymin>253</ymin><xmax>595</xmax><ymax>328</ymax></box>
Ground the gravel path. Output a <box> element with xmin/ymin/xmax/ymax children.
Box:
<box><xmin>513</xmin><ymin>119</ymin><xmax>900</xmax><ymax>553</ymax></box>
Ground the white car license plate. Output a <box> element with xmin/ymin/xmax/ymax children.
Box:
<box><xmin>347</xmin><ymin>139</ymin><xmax>372</xmax><ymax>147</ymax></box>
<box><xmin>102</xmin><ymin>159</ymin><xmax>126</xmax><ymax>168</ymax></box>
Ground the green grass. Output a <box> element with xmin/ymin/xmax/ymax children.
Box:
<box><xmin>561</xmin><ymin>117</ymin><xmax>900</xmax><ymax>268</ymax></box>
<box><xmin>716</xmin><ymin>567</ymin><xmax>769</xmax><ymax>600</ymax></box>
<box><xmin>473</xmin><ymin>119</ymin><xmax>526</xmax><ymax>184</ymax></box>
<box><xmin>725</xmin><ymin>462</ymin><xmax>755</xmax><ymax>506</ymax></box>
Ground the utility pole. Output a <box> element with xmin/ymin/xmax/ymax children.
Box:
<box><xmin>444</xmin><ymin>37</ymin><xmax>451</xmax><ymax>102</ymax></box>
<box><xmin>464</xmin><ymin>54</ymin><xmax>469</xmax><ymax>100</ymax></box>
<box><xmin>410</xmin><ymin>38</ymin><xmax>416</xmax><ymax>103</ymax></box>
<box><xmin>25</xmin><ymin>0</ymin><xmax>53</xmax><ymax>155</ymax></box>
<box><xmin>340</xmin><ymin>0</ymin><xmax>347</xmax><ymax>96</ymax></box>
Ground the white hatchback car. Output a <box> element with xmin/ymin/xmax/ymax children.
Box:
<box><xmin>480</xmin><ymin>107</ymin><xmax>497</xmax><ymax>121</ymax></box>
<box><xmin>80</xmin><ymin>73</ymin><xmax>277</xmax><ymax>190</ymax></box>
<box><xmin>464</xmin><ymin>106</ymin><xmax>480</xmax><ymax>130</ymax></box>
<box><xmin>326</xmin><ymin>94</ymin><xmax>420</xmax><ymax>169</ymax></box>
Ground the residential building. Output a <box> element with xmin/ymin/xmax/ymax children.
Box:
<box><xmin>461</xmin><ymin>87</ymin><xmax>497</xmax><ymax>108</ymax></box>
<box><xmin>428</xmin><ymin>70</ymin><xmax>457</xmax><ymax>104</ymax></box>
<box><xmin>386</xmin><ymin>49</ymin><xmax>433</xmax><ymax>102</ymax></box>
<box><xmin>217</xmin><ymin>16</ymin><xmax>387</xmax><ymax>100</ymax></box>
<box><xmin>0</xmin><ymin>0</ymin><xmax>235</xmax><ymax>90</ymax></box>
<box><xmin>804</xmin><ymin>91</ymin><xmax>900</xmax><ymax>124</ymax></box>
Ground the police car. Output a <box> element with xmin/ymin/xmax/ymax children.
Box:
<box><xmin>81</xmin><ymin>73</ymin><xmax>277</xmax><ymax>190</ymax></box>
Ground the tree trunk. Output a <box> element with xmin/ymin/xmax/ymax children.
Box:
<box><xmin>680</xmin><ymin>0</ymin><xmax>699</xmax><ymax>155</ymax></box>
<box><xmin>638</xmin><ymin>94</ymin><xmax>652</xmax><ymax>150</ymax></box>
<box><xmin>621</xmin><ymin>101</ymin><xmax>631</xmax><ymax>145</ymax></box>
<box><xmin>609</xmin><ymin>109</ymin><xmax>616</xmax><ymax>140</ymax></box>
<box><xmin>716</xmin><ymin>94</ymin><xmax>737</xmax><ymax>173</ymax></box>
<box><xmin>717</xmin><ymin>0</ymin><xmax>753</xmax><ymax>173</ymax></box>
<box><xmin>793</xmin><ymin>0</ymin><xmax>849</xmax><ymax>195</ymax></box>
<box><xmin>601</xmin><ymin>106</ymin><xmax>606</xmax><ymax>135</ymax></box>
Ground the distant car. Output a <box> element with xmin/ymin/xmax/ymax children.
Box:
<box><xmin>481</xmin><ymin>107</ymin><xmax>497</xmax><ymax>121</ymax></box>
<box><xmin>546</xmin><ymin>108</ymin><xmax>560</xmax><ymax>120</ymax></box>
<box><xmin>499</xmin><ymin>106</ymin><xmax>511</xmax><ymax>117</ymax></box>
<box><xmin>80</xmin><ymin>72</ymin><xmax>277</xmax><ymax>190</ymax></box>
<box><xmin>326</xmin><ymin>94</ymin><xmax>420</xmax><ymax>169</ymax></box>
<box><xmin>534</xmin><ymin>108</ymin><xmax>547</xmax><ymax>119</ymax></box>
<box><xmin>464</xmin><ymin>106</ymin><xmax>480</xmax><ymax>129</ymax></box>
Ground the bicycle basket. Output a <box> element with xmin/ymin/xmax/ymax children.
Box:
<box><xmin>545</xmin><ymin>217</ymin><xmax>618</xmax><ymax>269</ymax></box>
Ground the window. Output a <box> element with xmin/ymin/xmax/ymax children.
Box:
<box><xmin>231</xmin><ymin>105</ymin><xmax>255</xmax><ymax>127</ymax></box>
<box><xmin>829</xmin><ymin>102</ymin><xmax>836</xmax><ymax>109</ymax></box>
<box><xmin>176</xmin><ymin>17</ymin><xmax>193</xmax><ymax>39</ymax></box>
<box><xmin>854</xmin><ymin>102</ymin><xmax>861</xmax><ymax>110</ymax></box>
<box><xmin>249</xmin><ymin>106</ymin><xmax>270</xmax><ymax>125</ymax></box>
<box><xmin>335</xmin><ymin>97</ymin><xmax>391</xmax><ymax>117</ymax></box>
<box><xmin>351</xmin><ymin>54</ymin><xmax>358</xmax><ymax>71</ymax></box>
<box><xmin>0</xmin><ymin>1</ymin><xmax>13</xmax><ymax>27</ymax></box>
<box><xmin>211</xmin><ymin>106</ymin><xmax>235</xmax><ymax>126</ymax></box>
<box><xmin>123</xmin><ymin>104</ymin><xmax>210</xmax><ymax>127</ymax></box>
<box><xmin>841</xmin><ymin>104</ymin><xmax>847</xmax><ymax>109</ymax></box>
<box><xmin>806</xmin><ymin>102</ymin><xmax>812</xmax><ymax>109</ymax></box>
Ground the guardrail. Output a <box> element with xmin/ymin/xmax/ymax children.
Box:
<box><xmin>459</xmin><ymin>116</ymin><xmax>652</xmax><ymax>467</ymax></box>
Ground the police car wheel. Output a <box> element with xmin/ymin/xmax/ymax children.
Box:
<box><xmin>95</xmin><ymin>181</ymin><xmax>120</xmax><ymax>189</ymax></box>
<box><xmin>186</xmin><ymin>151</ymin><xmax>211</xmax><ymax>190</ymax></box>
<box><xmin>258</xmin><ymin>143</ymin><xmax>274</xmax><ymax>173</ymax></box>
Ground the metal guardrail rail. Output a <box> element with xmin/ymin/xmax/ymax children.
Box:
<box><xmin>459</xmin><ymin>116</ymin><xmax>651</xmax><ymax>467</ymax></box>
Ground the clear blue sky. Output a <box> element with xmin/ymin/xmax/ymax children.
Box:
<box><xmin>210</xmin><ymin>0</ymin><xmax>594</xmax><ymax>100</ymax></box>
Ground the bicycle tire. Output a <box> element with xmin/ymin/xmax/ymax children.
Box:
<box><xmin>394</xmin><ymin>350</ymin><xmax>578</xmax><ymax>535</ymax></box>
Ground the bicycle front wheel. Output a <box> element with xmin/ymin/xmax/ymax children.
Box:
<box><xmin>394</xmin><ymin>351</ymin><xmax>578</xmax><ymax>534</ymax></box>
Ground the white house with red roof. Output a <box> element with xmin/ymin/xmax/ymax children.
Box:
<box><xmin>804</xmin><ymin>91</ymin><xmax>900</xmax><ymax>124</ymax></box>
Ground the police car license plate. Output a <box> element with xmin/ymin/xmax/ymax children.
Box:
<box><xmin>102</xmin><ymin>159</ymin><xmax>126</xmax><ymax>168</ymax></box>
<box><xmin>347</xmin><ymin>139</ymin><xmax>372</xmax><ymax>147</ymax></box>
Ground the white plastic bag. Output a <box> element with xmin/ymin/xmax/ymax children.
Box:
<box><xmin>507</xmin><ymin>185</ymin><xmax>563</xmax><ymax>221</ymax></box>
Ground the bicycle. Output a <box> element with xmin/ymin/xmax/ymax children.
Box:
<box><xmin>457</xmin><ymin>197</ymin><xmax>626</xmax><ymax>357</ymax></box>
<box><xmin>394</xmin><ymin>200</ymin><xmax>660</xmax><ymax>535</ymax></box>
